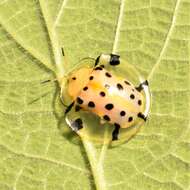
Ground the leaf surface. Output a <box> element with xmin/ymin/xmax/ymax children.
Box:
<box><xmin>0</xmin><ymin>0</ymin><xmax>190</xmax><ymax>190</ymax></box>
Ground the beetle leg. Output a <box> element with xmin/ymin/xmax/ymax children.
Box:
<box><xmin>71</xmin><ymin>118</ymin><xmax>83</xmax><ymax>131</ymax></box>
<box><xmin>94</xmin><ymin>53</ymin><xmax>120</xmax><ymax>68</ymax></box>
<box><xmin>94</xmin><ymin>55</ymin><xmax>101</xmax><ymax>66</ymax></box>
<box><xmin>135</xmin><ymin>80</ymin><xmax>148</xmax><ymax>92</ymax></box>
<box><xmin>75</xmin><ymin>105</ymin><xmax>82</xmax><ymax>112</ymax></box>
<box><xmin>64</xmin><ymin>101</ymin><xmax>74</xmax><ymax>115</ymax></box>
<box><xmin>112</xmin><ymin>124</ymin><xmax>120</xmax><ymax>141</ymax></box>
<box><xmin>109</xmin><ymin>54</ymin><xmax>120</xmax><ymax>66</ymax></box>
<box><xmin>135</xmin><ymin>81</ymin><xmax>149</xmax><ymax>121</ymax></box>
<box><xmin>138</xmin><ymin>112</ymin><xmax>147</xmax><ymax>121</ymax></box>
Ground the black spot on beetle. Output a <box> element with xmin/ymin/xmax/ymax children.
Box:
<box><xmin>95</xmin><ymin>66</ymin><xmax>103</xmax><ymax>71</ymax></box>
<box><xmin>124</xmin><ymin>80</ymin><xmax>130</xmax><ymax>85</ymax></box>
<box><xmin>100</xmin><ymin>91</ymin><xmax>106</xmax><ymax>97</ymax></box>
<box><xmin>105</xmin><ymin>72</ymin><xmax>112</xmax><ymax>77</ymax></box>
<box><xmin>138</xmin><ymin>100</ymin><xmax>142</xmax><ymax>105</ymax></box>
<box><xmin>103</xmin><ymin>115</ymin><xmax>110</xmax><ymax>121</ymax></box>
<box><xmin>89</xmin><ymin>76</ymin><xmax>94</xmax><ymax>80</ymax></box>
<box><xmin>72</xmin><ymin>77</ymin><xmax>76</xmax><ymax>80</ymax></box>
<box><xmin>117</xmin><ymin>83</ymin><xmax>123</xmax><ymax>90</ymax></box>
<box><xmin>128</xmin><ymin>117</ymin><xmax>133</xmax><ymax>122</ymax></box>
<box><xmin>120</xmin><ymin>111</ymin><xmax>126</xmax><ymax>116</ymax></box>
<box><xmin>130</xmin><ymin>94</ymin><xmax>135</xmax><ymax>99</ymax></box>
<box><xmin>105</xmin><ymin>103</ymin><xmax>114</xmax><ymax>110</ymax></box>
<box><xmin>88</xmin><ymin>101</ymin><xmax>95</xmax><ymax>108</ymax></box>
<box><xmin>77</xmin><ymin>97</ymin><xmax>83</xmax><ymax>104</ymax></box>
<box><xmin>83</xmin><ymin>86</ymin><xmax>88</xmax><ymax>91</ymax></box>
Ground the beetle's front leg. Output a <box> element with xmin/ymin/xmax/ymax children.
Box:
<box><xmin>65</xmin><ymin>102</ymin><xmax>84</xmax><ymax>131</ymax></box>
<box><xmin>71</xmin><ymin>118</ymin><xmax>83</xmax><ymax>131</ymax></box>
<box><xmin>64</xmin><ymin>101</ymin><xmax>74</xmax><ymax>115</ymax></box>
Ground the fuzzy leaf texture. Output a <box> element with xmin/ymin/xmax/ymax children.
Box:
<box><xmin>0</xmin><ymin>0</ymin><xmax>190</xmax><ymax>190</ymax></box>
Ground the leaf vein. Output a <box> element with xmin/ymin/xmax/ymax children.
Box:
<box><xmin>0</xmin><ymin>144</ymin><xmax>89</xmax><ymax>173</ymax></box>
<box><xmin>0</xmin><ymin>20</ymin><xmax>54</xmax><ymax>72</ymax></box>
<box><xmin>54</xmin><ymin>0</ymin><xmax>68</xmax><ymax>27</ymax></box>
<box><xmin>112</xmin><ymin>0</ymin><xmax>126</xmax><ymax>53</ymax></box>
<box><xmin>147</xmin><ymin>0</ymin><xmax>181</xmax><ymax>80</ymax></box>
<box><xmin>38</xmin><ymin>0</ymin><xmax>65</xmax><ymax>77</ymax></box>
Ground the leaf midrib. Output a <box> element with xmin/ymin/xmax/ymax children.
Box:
<box><xmin>0</xmin><ymin>0</ymin><xmax>188</xmax><ymax>189</ymax></box>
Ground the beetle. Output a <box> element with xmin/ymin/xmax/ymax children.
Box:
<box><xmin>62</xmin><ymin>50</ymin><xmax>149</xmax><ymax>141</ymax></box>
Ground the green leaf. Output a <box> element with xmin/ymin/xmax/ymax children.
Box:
<box><xmin>0</xmin><ymin>0</ymin><xmax>189</xmax><ymax>190</ymax></box>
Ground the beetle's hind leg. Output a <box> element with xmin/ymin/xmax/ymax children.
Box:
<box><xmin>135</xmin><ymin>80</ymin><xmax>148</xmax><ymax>92</ymax></box>
<box><xmin>136</xmin><ymin>80</ymin><xmax>149</xmax><ymax>121</ymax></box>
<box><xmin>138</xmin><ymin>112</ymin><xmax>147</xmax><ymax>122</ymax></box>
<box><xmin>112</xmin><ymin>123</ymin><xmax>120</xmax><ymax>141</ymax></box>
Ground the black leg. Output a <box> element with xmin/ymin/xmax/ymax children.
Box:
<box><xmin>75</xmin><ymin>105</ymin><xmax>81</xmax><ymax>112</ymax></box>
<box><xmin>41</xmin><ymin>78</ymin><xmax>57</xmax><ymax>84</ymax></box>
<box><xmin>71</xmin><ymin>118</ymin><xmax>83</xmax><ymax>131</ymax></box>
<box><xmin>136</xmin><ymin>80</ymin><xmax>148</xmax><ymax>92</ymax></box>
<box><xmin>94</xmin><ymin>55</ymin><xmax>100</xmax><ymax>66</ymax></box>
<box><xmin>110</xmin><ymin>54</ymin><xmax>120</xmax><ymax>66</ymax></box>
<box><xmin>112</xmin><ymin>123</ymin><xmax>120</xmax><ymax>141</ymax></box>
<box><xmin>138</xmin><ymin>112</ymin><xmax>147</xmax><ymax>121</ymax></box>
<box><xmin>65</xmin><ymin>101</ymin><xmax>74</xmax><ymax>115</ymax></box>
<box><xmin>95</xmin><ymin>54</ymin><xmax>120</xmax><ymax>67</ymax></box>
<box><xmin>41</xmin><ymin>79</ymin><xmax>52</xmax><ymax>84</ymax></box>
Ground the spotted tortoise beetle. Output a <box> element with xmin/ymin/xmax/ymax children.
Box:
<box><xmin>62</xmin><ymin>51</ymin><xmax>149</xmax><ymax>141</ymax></box>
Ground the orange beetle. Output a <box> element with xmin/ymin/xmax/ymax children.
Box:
<box><xmin>64</xmin><ymin>53</ymin><xmax>149</xmax><ymax>140</ymax></box>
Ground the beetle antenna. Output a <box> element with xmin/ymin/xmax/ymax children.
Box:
<box><xmin>28</xmin><ymin>91</ymin><xmax>52</xmax><ymax>105</ymax></box>
<box><xmin>41</xmin><ymin>78</ymin><xmax>57</xmax><ymax>84</ymax></box>
<box><xmin>61</xmin><ymin>47</ymin><xmax>65</xmax><ymax>56</ymax></box>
